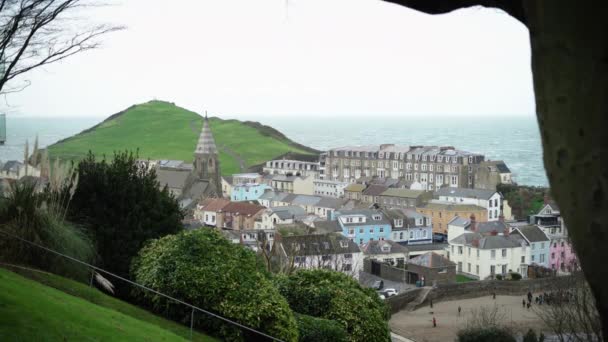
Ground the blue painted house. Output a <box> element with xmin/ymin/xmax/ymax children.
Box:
<box><xmin>230</xmin><ymin>183</ymin><xmax>273</xmax><ymax>202</ymax></box>
<box><xmin>512</xmin><ymin>225</ymin><xmax>551</xmax><ymax>268</ymax></box>
<box><xmin>333</xmin><ymin>209</ymin><xmax>392</xmax><ymax>245</ymax></box>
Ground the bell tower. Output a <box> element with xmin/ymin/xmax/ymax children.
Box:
<box><xmin>193</xmin><ymin>112</ymin><xmax>221</xmax><ymax>196</ymax></box>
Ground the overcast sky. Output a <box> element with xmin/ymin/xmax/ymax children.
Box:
<box><xmin>6</xmin><ymin>0</ymin><xmax>534</xmax><ymax>119</ymax></box>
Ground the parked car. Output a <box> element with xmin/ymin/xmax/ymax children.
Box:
<box><xmin>433</xmin><ymin>233</ymin><xmax>447</xmax><ymax>243</ymax></box>
<box><xmin>381</xmin><ymin>288</ymin><xmax>398</xmax><ymax>297</ymax></box>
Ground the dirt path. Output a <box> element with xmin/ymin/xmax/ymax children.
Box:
<box><xmin>390</xmin><ymin>295</ymin><xmax>549</xmax><ymax>342</ymax></box>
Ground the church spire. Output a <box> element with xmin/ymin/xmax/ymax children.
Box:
<box><xmin>195</xmin><ymin>113</ymin><xmax>218</xmax><ymax>156</ymax></box>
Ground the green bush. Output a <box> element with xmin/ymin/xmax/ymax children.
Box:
<box><xmin>131</xmin><ymin>229</ymin><xmax>298</xmax><ymax>342</ymax></box>
<box><xmin>457</xmin><ymin>327</ymin><xmax>516</xmax><ymax>342</ymax></box>
<box><xmin>295</xmin><ymin>313</ymin><xmax>348</xmax><ymax>342</ymax></box>
<box><xmin>510</xmin><ymin>272</ymin><xmax>522</xmax><ymax>281</ymax></box>
<box><xmin>523</xmin><ymin>329</ymin><xmax>538</xmax><ymax>342</ymax></box>
<box><xmin>275</xmin><ymin>269</ymin><xmax>390</xmax><ymax>342</ymax></box>
<box><xmin>496</xmin><ymin>274</ymin><xmax>503</xmax><ymax>280</ymax></box>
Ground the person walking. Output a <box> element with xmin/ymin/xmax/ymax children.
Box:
<box><xmin>522</xmin><ymin>298</ymin><xmax>526</xmax><ymax>308</ymax></box>
<box><xmin>458</xmin><ymin>306</ymin><xmax>462</xmax><ymax>316</ymax></box>
<box><xmin>432</xmin><ymin>316</ymin><xmax>437</xmax><ymax>328</ymax></box>
<box><xmin>492</xmin><ymin>292</ymin><xmax>496</xmax><ymax>300</ymax></box>
<box><xmin>430</xmin><ymin>298</ymin><xmax>433</xmax><ymax>308</ymax></box>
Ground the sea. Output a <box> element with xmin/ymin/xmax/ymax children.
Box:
<box><xmin>0</xmin><ymin>115</ymin><xmax>548</xmax><ymax>187</ymax></box>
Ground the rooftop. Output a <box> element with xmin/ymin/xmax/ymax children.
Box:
<box><xmin>280</xmin><ymin>233</ymin><xmax>361</xmax><ymax>256</ymax></box>
<box><xmin>435</xmin><ymin>187</ymin><xmax>498</xmax><ymax>200</ymax></box>
<box><xmin>419</xmin><ymin>201</ymin><xmax>486</xmax><ymax>212</ymax></box>
<box><xmin>345</xmin><ymin>184</ymin><xmax>366</xmax><ymax>192</ymax></box>
<box><xmin>221</xmin><ymin>202</ymin><xmax>265</xmax><ymax>216</ymax></box>
<box><xmin>380</xmin><ymin>188</ymin><xmax>426</xmax><ymax>199</ymax></box>
<box><xmin>362</xmin><ymin>240</ymin><xmax>409</xmax><ymax>255</ymax></box>
<box><xmin>409</xmin><ymin>252</ymin><xmax>455</xmax><ymax>268</ymax></box>
<box><xmin>363</xmin><ymin>185</ymin><xmax>389</xmax><ymax>196</ymax></box>
<box><xmin>513</xmin><ymin>225</ymin><xmax>550</xmax><ymax>243</ymax></box>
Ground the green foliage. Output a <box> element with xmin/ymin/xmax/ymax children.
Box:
<box><xmin>457</xmin><ymin>327</ymin><xmax>516</xmax><ymax>342</ymax></box>
<box><xmin>295</xmin><ymin>313</ymin><xmax>348</xmax><ymax>342</ymax></box>
<box><xmin>456</xmin><ymin>274</ymin><xmax>476</xmax><ymax>283</ymax></box>
<box><xmin>47</xmin><ymin>100</ymin><xmax>317</xmax><ymax>175</ymax></box>
<box><xmin>131</xmin><ymin>229</ymin><xmax>298</xmax><ymax>342</ymax></box>
<box><xmin>275</xmin><ymin>269</ymin><xmax>391</xmax><ymax>342</ymax></box>
<box><xmin>0</xmin><ymin>268</ymin><xmax>195</xmax><ymax>341</ymax></box>
<box><xmin>510</xmin><ymin>272</ymin><xmax>522</xmax><ymax>280</ymax></box>
<box><xmin>497</xmin><ymin>184</ymin><xmax>548</xmax><ymax>220</ymax></box>
<box><xmin>66</xmin><ymin>151</ymin><xmax>183</xmax><ymax>297</ymax></box>
<box><xmin>0</xmin><ymin>180</ymin><xmax>94</xmax><ymax>280</ymax></box>
<box><xmin>496</xmin><ymin>274</ymin><xmax>503</xmax><ymax>280</ymax></box>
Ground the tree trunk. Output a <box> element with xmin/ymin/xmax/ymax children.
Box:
<box><xmin>524</xmin><ymin>1</ymin><xmax>608</xmax><ymax>337</ymax></box>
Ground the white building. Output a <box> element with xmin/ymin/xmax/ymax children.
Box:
<box><xmin>263</xmin><ymin>159</ymin><xmax>320</xmax><ymax>179</ymax></box>
<box><xmin>255</xmin><ymin>206</ymin><xmax>307</xmax><ymax>230</ymax></box>
<box><xmin>448</xmin><ymin>229</ymin><xmax>530</xmax><ymax>280</ymax></box>
<box><xmin>361</xmin><ymin>240</ymin><xmax>409</xmax><ymax>267</ymax></box>
<box><xmin>436</xmin><ymin>187</ymin><xmax>503</xmax><ymax>221</ymax></box>
<box><xmin>194</xmin><ymin>198</ymin><xmax>230</xmax><ymax>226</ymax></box>
<box><xmin>0</xmin><ymin>161</ymin><xmax>40</xmax><ymax>180</ymax></box>
<box><xmin>275</xmin><ymin>233</ymin><xmax>364</xmax><ymax>279</ymax></box>
<box><xmin>313</xmin><ymin>179</ymin><xmax>348</xmax><ymax>198</ymax></box>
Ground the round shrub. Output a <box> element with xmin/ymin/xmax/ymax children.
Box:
<box><xmin>275</xmin><ymin>269</ymin><xmax>390</xmax><ymax>342</ymax></box>
<box><xmin>131</xmin><ymin>229</ymin><xmax>298</xmax><ymax>342</ymax></box>
<box><xmin>510</xmin><ymin>272</ymin><xmax>522</xmax><ymax>281</ymax></box>
<box><xmin>295</xmin><ymin>313</ymin><xmax>348</xmax><ymax>342</ymax></box>
<box><xmin>496</xmin><ymin>274</ymin><xmax>503</xmax><ymax>280</ymax></box>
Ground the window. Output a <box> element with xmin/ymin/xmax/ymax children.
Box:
<box><xmin>490</xmin><ymin>265</ymin><xmax>495</xmax><ymax>275</ymax></box>
<box><xmin>468</xmin><ymin>263</ymin><xmax>471</xmax><ymax>273</ymax></box>
<box><xmin>322</xmin><ymin>255</ymin><xmax>331</xmax><ymax>261</ymax></box>
<box><xmin>359</xmin><ymin>228</ymin><xmax>364</xmax><ymax>234</ymax></box>
<box><xmin>359</xmin><ymin>239</ymin><xmax>363</xmax><ymax>244</ymax></box>
<box><xmin>370</xmin><ymin>228</ymin><xmax>375</xmax><ymax>234</ymax></box>
<box><xmin>531</xmin><ymin>243</ymin><xmax>535</xmax><ymax>250</ymax></box>
<box><xmin>521</xmin><ymin>256</ymin><xmax>525</xmax><ymax>263</ymax></box>
<box><xmin>344</xmin><ymin>253</ymin><xmax>352</xmax><ymax>259</ymax></box>
<box><xmin>502</xmin><ymin>249</ymin><xmax>507</xmax><ymax>258</ymax></box>
<box><xmin>468</xmin><ymin>247</ymin><xmax>471</xmax><ymax>256</ymax></box>
<box><xmin>541</xmin><ymin>242</ymin><xmax>545</xmax><ymax>249</ymax></box>
<box><xmin>552</xmin><ymin>252</ymin><xmax>555</xmax><ymax>259</ymax></box>
<box><xmin>349</xmin><ymin>229</ymin><xmax>354</xmax><ymax>235</ymax></box>
<box><xmin>379</xmin><ymin>227</ymin><xmax>384</xmax><ymax>233</ymax></box>
<box><xmin>399</xmin><ymin>232</ymin><xmax>404</xmax><ymax>240</ymax></box>
<box><xmin>340</xmin><ymin>241</ymin><xmax>348</xmax><ymax>248</ymax></box>
<box><xmin>502</xmin><ymin>264</ymin><xmax>507</xmax><ymax>274</ymax></box>
<box><xmin>476</xmin><ymin>249</ymin><xmax>480</xmax><ymax>258</ymax></box>
<box><xmin>532</xmin><ymin>255</ymin><xmax>535</xmax><ymax>261</ymax></box>
<box><xmin>295</xmin><ymin>256</ymin><xmax>305</xmax><ymax>264</ymax></box>
<box><xmin>491</xmin><ymin>250</ymin><xmax>496</xmax><ymax>259</ymax></box>
<box><xmin>342</xmin><ymin>264</ymin><xmax>352</xmax><ymax>272</ymax></box>
<box><xmin>540</xmin><ymin>254</ymin><xmax>545</xmax><ymax>263</ymax></box>
<box><xmin>409</xmin><ymin>231</ymin><xmax>413</xmax><ymax>239</ymax></box>
<box><xmin>458</xmin><ymin>246</ymin><xmax>463</xmax><ymax>255</ymax></box>
<box><xmin>476</xmin><ymin>265</ymin><xmax>479</xmax><ymax>275</ymax></box>
<box><xmin>451</xmin><ymin>245</ymin><xmax>454</xmax><ymax>253</ymax></box>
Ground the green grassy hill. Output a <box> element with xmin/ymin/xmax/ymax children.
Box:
<box><xmin>0</xmin><ymin>266</ymin><xmax>215</xmax><ymax>341</ymax></box>
<box><xmin>47</xmin><ymin>100</ymin><xmax>319</xmax><ymax>175</ymax></box>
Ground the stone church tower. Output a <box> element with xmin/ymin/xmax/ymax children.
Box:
<box><xmin>192</xmin><ymin>114</ymin><xmax>222</xmax><ymax>197</ymax></box>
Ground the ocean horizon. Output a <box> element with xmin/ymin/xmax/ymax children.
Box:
<box><xmin>0</xmin><ymin>115</ymin><xmax>548</xmax><ymax>187</ymax></box>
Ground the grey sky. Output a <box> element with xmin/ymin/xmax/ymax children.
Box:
<box><xmin>6</xmin><ymin>0</ymin><xmax>534</xmax><ymax>119</ymax></box>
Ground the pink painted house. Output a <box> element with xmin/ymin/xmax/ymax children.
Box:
<box><xmin>530</xmin><ymin>199</ymin><xmax>579</xmax><ymax>275</ymax></box>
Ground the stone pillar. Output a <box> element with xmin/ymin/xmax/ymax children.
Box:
<box><xmin>524</xmin><ymin>1</ymin><xmax>608</xmax><ymax>335</ymax></box>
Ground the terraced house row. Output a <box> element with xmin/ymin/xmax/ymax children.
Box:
<box><xmin>320</xmin><ymin>144</ymin><xmax>512</xmax><ymax>190</ymax></box>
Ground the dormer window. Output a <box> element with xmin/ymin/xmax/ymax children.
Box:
<box><xmin>394</xmin><ymin>219</ymin><xmax>403</xmax><ymax>227</ymax></box>
<box><xmin>382</xmin><ymin>246</ymin><xmax>391</xmax><ymax>252</ymax></box>
<box><xmin>340</xmin><ymin>241</ymin><xmax>348</xmax><ymax>248</ymax></box>
<box><xmin>373</xmin><ymin>215</ymin><xmax>382</xmax><ymax>220</ymax></box>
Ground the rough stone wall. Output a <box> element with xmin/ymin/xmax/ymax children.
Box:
<box><xmin>386</xmin><ymin>288</ymin><xmax>423</xmax><ymax>313</ymax></box>
<box><xmin>407</xmin><ymin>263</ymin><xmax>456</xmax><ymax>285</ymax></box>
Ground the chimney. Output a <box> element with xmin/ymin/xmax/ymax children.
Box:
<box><xmin>491</xmin><ymin>230</ymin><xmax>498</xmax><ymax>236</ymax></box>
<box><xmin>469</xmin><ymin>213</ymin><xmax>477</xmax><ymax>232</ymax></box>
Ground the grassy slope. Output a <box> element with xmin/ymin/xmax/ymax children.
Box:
<box><xmin>0</xmin><ymin>267</ymin><xmax>215</xmax><ymax>342</ymax></box>
<box><xmin>47</xmin><ymin>100</ymin><xmax>317</xmax><ymax>175</ymax></box>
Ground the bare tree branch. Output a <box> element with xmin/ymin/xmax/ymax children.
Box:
<box><xmin>0</xmin><ymin>0</ymin><xmax>124</xmax><ymax>94</ymax></box>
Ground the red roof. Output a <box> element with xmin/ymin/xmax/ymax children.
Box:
<box><xmin>221</xmin><ymin>202</ymin><xmax>265</xmax><ymax>216</ymax></box>
<box><xmin>199</xmin><ymin>198</ymin><xmax>230</xmax><ymax>212</ymax></box>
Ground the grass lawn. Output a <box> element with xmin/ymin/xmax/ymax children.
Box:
<box><xmin>456</xmin><ymin>274</ymin><xmax>477</xmax><ymax>283</ymax></box>
<box><xmin>0</xmin><ymin>267</ymin><xmax>216</xmax><ymax>342</ymax></box>
<box><xmin>47</xmin><ymin>100</ymin><xmax>316</xmax><ymax>175</ymax></box>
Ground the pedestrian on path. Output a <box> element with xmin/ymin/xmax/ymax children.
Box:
<box><xmin>492</xmin><ymin>292</ymin><xmax>496</xmax><ymax>300</ymax></box>
<box><xmin>430</xmin><ymin>299</ymin><xmax>433</xmax><ymax>308</ymax></box>
<box><xmin>432</xmin><ymin>316</ymin><xmax>437</xmax><ymax>328</ymax></box>
<box><xmin>458</xmin><ymin>306</ymin><xmax>462</xmax><ymax>316</ymax></box>
<box><xmin>522</xmin><ymin>298</ymin><xmax>526</xmax><ymax>308</ymax></box>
